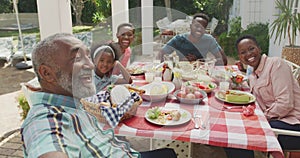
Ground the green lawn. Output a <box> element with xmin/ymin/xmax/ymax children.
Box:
<box><xmin>0</xmin><ymin>25</ymin><xmax>94</xmax><ymax>41</ymax></box>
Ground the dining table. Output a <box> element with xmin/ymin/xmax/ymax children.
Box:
<box><xmin>101</xmin><ymin>62</ymin><xmax>284</xmax><ymax>158</ymax></box>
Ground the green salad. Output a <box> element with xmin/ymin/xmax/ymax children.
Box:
<box><xmin>147</xmin><ymin>107</ymin><xmax>161</xmax><ymax>119</ymax></box>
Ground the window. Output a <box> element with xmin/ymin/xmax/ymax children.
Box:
<box><xmin>247</xmin><ymin>0</ymin><xmax>263</xmax><ymax>23</ymax></box>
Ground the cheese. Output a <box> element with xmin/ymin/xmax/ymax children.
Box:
<box><xmin>225</xmin><ymin>93</ymin><xmax>251</xmax><ymax>102</ymax></box>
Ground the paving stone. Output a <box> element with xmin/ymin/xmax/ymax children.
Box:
<box><xmin>126</xmin><ymin>137</ymin><xmax>150</xmax><ymax>152</ymax></box>
<box><xmin>12</xmin><ymin>149</ymin><xmax>23</xmax><ymax>157</ymax></box>
<box><xmin>0</xmin><ymin>147</ymin><xmax>17</xmax><ymax>156</ymax></box>
<box><xmin>1</xmin><ymin>142</ymin><xmax>22</xmax><ymax>150</ymax></box>
<box><xmin>9</xmin><ymin>136</ymin><xmax>21</xmax><ymax>144</ymax></box>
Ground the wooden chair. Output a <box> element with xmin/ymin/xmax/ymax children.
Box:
<box><xmin>156</xmin><ymin>17</ymin><xmax>174</xmax><ymax>44</ymax></box>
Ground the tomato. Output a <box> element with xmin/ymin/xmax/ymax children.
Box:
<box><xmin>167</xmin><ymin>115</ymin><xmax>172</xmax><ymax>120</ymax></box>
<box><xmin>235</xmin><ymin>75</ymin><xmax>244</xmax><ymax>84</ymax></box>
<box><xmin>193</xmin><ymin>82</ymin><xmax>209</xmax><ymax>90</ymax></box>
<box><xmin>192</xmin><ymin>82</ymin><xmax>201</xmax><ymax>87</ymax></box>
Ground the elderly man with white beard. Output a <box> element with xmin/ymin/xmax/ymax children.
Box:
<box><xmin>21</xmin><ymin>33</ymin><xmax>176</xmax><ymax>158</ymax></box>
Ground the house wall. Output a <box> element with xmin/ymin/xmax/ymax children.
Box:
<box><xmin>233</xmin><ymin>0</ymin><xmax>285</xmax><ymax>57</ymax></box>
<box><xmin>111</xmin><ymin>0</ymin><xmax>129</xmax><ymax>41</ymax></box>
<box><xmin>36</xmin><ymin>0</ymin><xmax>72</xmax><ymax>40</ymax></box>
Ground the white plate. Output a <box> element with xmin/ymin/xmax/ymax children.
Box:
<box><xmin>140</xmin><ymin>81</ymin><xmax>175</xmax><ymax>102</ymax></box>
<box><xmin>210</xmin><ymin>70</ymin><xmax>231</xmax><ymax>83</ymax></box>
<box><xmin>145</xmin><ymin>107</ymin><xmax>192</xmax><ymax>126</ymax></box>
<box><xmin>181</xmin><ymin>72</ymin><xmax>197</xmax><ymax>81</ymax></box>
<box><xmin>215</xmin><ymin>90</ymin><xmax>256</xmax><ymax>105</ymax></box>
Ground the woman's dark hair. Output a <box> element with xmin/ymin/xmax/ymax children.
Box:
<box><xmin>235</xmin><ymin>35</ymin><xmax>260</xmax><ymax>50</ymax></box>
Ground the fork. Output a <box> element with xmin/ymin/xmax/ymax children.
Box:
<box><xmin>222</xmin><ymin>106</ymin><xmax>244</xmax><ymax>110</ymax></box>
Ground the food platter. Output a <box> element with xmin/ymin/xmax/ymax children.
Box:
<box><xmin>215</xmin><ymin>90</ymin><xmax>256</xmax><ymax>105</ymax></box>
<box><xmin>145</xmin><ymin>107</ymin><xmax>192</xmax><ymax>126</ymax></box>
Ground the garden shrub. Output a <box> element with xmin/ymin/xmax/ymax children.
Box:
<box><xmin>218</xmin><ymin>17</ymin><xmax>269</xmax><ymax>59</ymax></box>
<box><xmin>17</xmin><ymin>94</ymin><xmax>30</xmax><ymax>120</ymax></box>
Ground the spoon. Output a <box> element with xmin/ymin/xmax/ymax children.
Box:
<box><xmin>193</xmin><ymin>113</ymin><xmax>202</xmax><ymax>129</ymax></box>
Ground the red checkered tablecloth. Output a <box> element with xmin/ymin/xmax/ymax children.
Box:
<box><xmin>101</xmin><ymin>65</ymin><xmax>284</xmax><ymax>158</ymax></box>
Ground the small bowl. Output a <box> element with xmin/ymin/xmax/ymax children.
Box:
<box><xmin>174</xmin><ymin>89</ymin><xmax>207</xmax><ymax>104</ymax></box>
<box><xmin>187</xmin><ymin>81</ymin><xmax>217</xmax><ymax>93</ymax></box>
<box><xmin>140</xmin><ymin>81</ymin><xmax>175</xmax><ymax>102</ymax></box>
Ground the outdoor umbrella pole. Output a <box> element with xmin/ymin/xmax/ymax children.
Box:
<box><xmin>13</xmin><ymin>0</ymin><xmax>26</xmax><ymax>62</ymax></box>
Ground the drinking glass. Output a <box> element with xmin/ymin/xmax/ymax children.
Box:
<box><xmin>219</xmin><ymin>81</ymin><xmax>230</xmax><ymax>91</ymax></box>
<box><xmin>145</xmin><ymin>72</ymin><xmax>155</xmax><ymax>83</ymax></box>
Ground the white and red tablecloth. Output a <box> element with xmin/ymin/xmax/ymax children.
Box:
<box><xmin>101</xmin><ymin>65</ymin><xmax>284</xmax><ymax>158</ymax></box>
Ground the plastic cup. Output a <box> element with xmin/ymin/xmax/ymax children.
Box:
<box><xmin>219</xmin><ymin>81</ymin><xmax>230</xmax><ymax>91</ymax></box>
<box><xmin>145</xmin><ymin>72</ymin><xmax>155</xmax><ymax>82</ymax></box>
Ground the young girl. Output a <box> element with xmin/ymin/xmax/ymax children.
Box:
<box><xmin>91</xmin><ymin>43</ymin><xmax>132</xmax><ymax>92</ymax></box>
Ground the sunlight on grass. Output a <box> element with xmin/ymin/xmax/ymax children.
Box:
<box><xmin>0</xmin><ymin>25</ymin><xmax>94</xmax><ymax>39</ymax></box>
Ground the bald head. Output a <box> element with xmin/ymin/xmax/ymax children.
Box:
<box><xmin>32</xmin><ymin>33</ymin><xmax>74</xmax><ymax>77</ymax></box>
<box><xmin>31</xmin><ymin>33</ymin><xmax>95</xmax><ymax>98</ymax></box>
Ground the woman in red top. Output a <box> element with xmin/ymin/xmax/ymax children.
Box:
<box><xmin>111</xmin><ymin>23</ymin><xmax>135</xmax><ymax>68</ymax></box>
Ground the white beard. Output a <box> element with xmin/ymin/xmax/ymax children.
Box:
<box><xmin>58</xmin><ymin>70</ymin><xmax>96</xmax><ymax>99</ymax></box>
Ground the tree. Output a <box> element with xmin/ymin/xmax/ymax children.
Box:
<box><xmin>18</xmin><ymin>0</ymin><xmax>37</xmax><ymax>13</ymax></box>
<box><xmin>71</xmin><ymin>0</ymin><xmax>85</xmax><ymax>25</ymax></box>
<box><xmin>0</xmin><ymin>0</ymin><xmax>13</xmax><ymax>13</ymax></box>
<box><xmin>71</xmin><ymin>0</ymin><xmax>101</xmax><ymax>25</ymax></box>
<box><xmin>203</xmin><ymin>0</ymin><xmax>233</xmax><ymax>34</ymax></box>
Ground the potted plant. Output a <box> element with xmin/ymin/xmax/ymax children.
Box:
<box><xmin>270</xmin><ymin>0</ymin><xmax>300</xmax><ymax>65</ymax></box>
